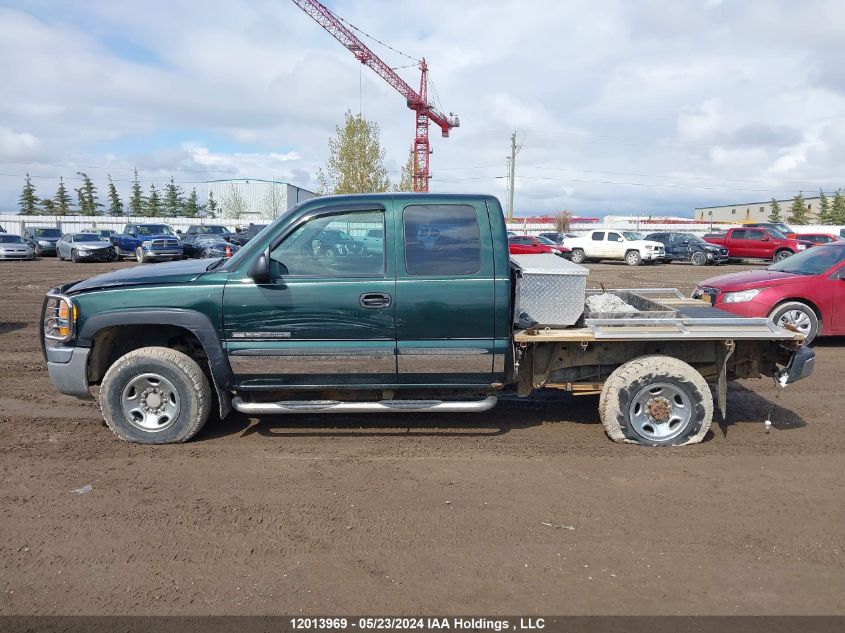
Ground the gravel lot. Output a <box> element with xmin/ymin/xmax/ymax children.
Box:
<box><xmin>1</xmin><ymin>258</ymin><xmax>843</xmax><ymax>615</ymax></box>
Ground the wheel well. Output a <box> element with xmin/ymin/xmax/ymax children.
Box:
<box><xmin>774</xmin><ymin>248</ymin><xmax>794</xmax><ymax>255</ymax></box>
<box><xmin>87</xmin><ymin>324</ymin><xmax>208</xmax><ymax>385</ymax></box>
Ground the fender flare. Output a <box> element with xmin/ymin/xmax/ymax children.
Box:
<box><xmin>79</xmin><ymin>308</ymin><xmax>232</xmax><ymax>417</ymax></box>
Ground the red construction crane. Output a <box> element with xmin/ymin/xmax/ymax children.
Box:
<box><xmin>291</xmin><ymin>0</ymin><xmax>459</xmax><ymax>192</ymax></box>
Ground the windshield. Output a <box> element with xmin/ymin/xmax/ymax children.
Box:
<box><xmin>535</xmin><ymin>237</ymin><xmax>556</xmax><ymax>245</ymax></box>
<box><xmin>196</xmin><ymin>234</ymin><xmax>226</xmax><ymax>243</ymax></box>
<box><xmin>73</xmin><ymin>233</ymin><xmax>104</xmax><ymax>242</ymax></box>
<box><xmin>766</xmin><ymin>228</ymin><xmax>788</xmax><ymax>239</ymax></box>
<box><xmin>194</xmin><ymin>226</ymin><xmax>228</xmax><ymax>234</ymax></box>
<box><xmin>621</xmin><ymin>231</ymin><xmax>645</xmax><ymax>240</ymax></box>
<box><xmin>0</xmin><ymin>235</ymin><xmax>24</xmax><ymax>244</ymax></box>
<box><xmin>33</xmin><ymin>228</ymin><xmax>61</xmax><ymax>238</ymax></box>
<box><xmin>136</xmin><ymin>225</ymin><xmax>174</xmax><ymax>236</ymax></box>
<box><xmin>768</xmin><ymin>243</ymin><xmax>845</xmax><ymax>275</ymax></box>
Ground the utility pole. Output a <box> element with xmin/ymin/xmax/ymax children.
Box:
<box><xmin>507</xmin><ymin>131</ymin><xmax>520</xmax><ymax>221</ymax></box>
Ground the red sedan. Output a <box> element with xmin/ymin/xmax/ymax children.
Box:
<box><xmin>693</xmin><ymin>242</ymin><xmax>845</xmax><ymax>343</ymax></box>
<box><xmin>508</xmin><ymin>235</ymin><xmax>571</xmax><ymax>258</ymax></box>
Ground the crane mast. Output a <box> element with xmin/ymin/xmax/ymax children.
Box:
<box><xmin>291</xmin><ymin>0</ymin><xmax>459</xmax><ymax>191</ymax></box>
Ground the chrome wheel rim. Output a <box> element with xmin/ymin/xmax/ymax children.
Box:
<box><xmin>121</xmin><ymin>373</ymin><xmax>181</xmax><ymax>433</ymax></box>
<box><xmin>628</xmin><ymin>382</ymin><xmax>692</xmax><ymax>442</ymax></box>
<box><xmin>627</xmin><ymin>253</ymin><xmax>639</xmax><ymax>265</ymax></box>
<box><xmin>777</xmin><ymin>310</ymin><xmax>812</xmax><ymax>336</ymax></box>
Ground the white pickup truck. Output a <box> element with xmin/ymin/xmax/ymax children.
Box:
<box><xmin>567</xmin><ymin>230</ymin><xmax>666</xmax><ymax>266</ymax></box>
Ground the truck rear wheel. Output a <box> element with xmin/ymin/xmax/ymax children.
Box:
<box><xmin>570</xmin><ymin>249</ymin><xmax>586</xmax><ymax>264</ymax></box>
<box><xmin>99</xmin><ymin>346</ymin><xmax>211</xmax><ymax>444</ymax></box>
<box><xmin>600</xmin><ymin>355</ymin><xmax>712</xmax><ymax>446</ymax></box>
<box><xmin>625</xmin><ymin>250</ymin><xmax>642</xmax><ymax>266</ymax></box>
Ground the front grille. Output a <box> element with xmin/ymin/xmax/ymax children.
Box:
<box><xmin>151</xmin><ymin>239</ymin><xmax>179</xmax><ymax>249</ymax></box>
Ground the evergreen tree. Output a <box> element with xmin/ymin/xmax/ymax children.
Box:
<box><xmin>164</xmin><ymin>177</ymin><xmax>183</xmax><ymax>215</ymax></box>
<box><xmin>831</xmin><ymin>189</ymin><xmax>845</xmax><ymax>225</ymax></box>
<box><xmin>182</xmin><ymin>187</ymin><xmax>200</xmax><ymax>218</ymax></box>
<box><xmin>147</xmin><ymin>184</ymin><xmax>161</xmax><ymax>217</ymax></box>
<box><xmin>129</xmin><ymin>169</ymin><xmax>145</xmax><ymax>216</ymax></box>
<box><xmin>316</xmin><ymin>110</ymin><xmax>392</xmax><ymax>194</ymax></box>
<box><xmin>817</xmin><ymin>190</ymin><xmax>832</xmax><ymax>225</ymax></box>
<box><xmin>75</xmin><ymin>172</ymin><xmax>102</xmax><ymax>216</ymax></box>
<box><xmin>207</xmin><ymin>190</ymin><xmax>218</xmax><ymax>217</ymax></box>
<box><xmin>787</xmin><ymin>191</ymin><xmax>809</xmax><ymax>225</ymax></box>
<box><xmin>768</xmin><ymin>198</ymin><xmax>782</xmax><ymax>223</ymax></box>
<box><xmin>40</xmin><ymin>198</ymin><xmax>56</xmax><ymax>214</ymax></box>
<box><xmin>53</xmin><ymin>177</ymin><xmax>72</xmax><ymax>215</ymax></box>
<box><xmin>106</xmin><ymin>175</ymin><xmax>124</xmax><ymax>216</ymax></box>
<box><xmin>18</xmin><ymin>173</ymin><xmax>38</xmax><ymax>215</ymax></box>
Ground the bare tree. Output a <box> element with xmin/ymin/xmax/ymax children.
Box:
<box><xmin>555</xmin><ymin>211</ymin><xmax>572</xmax><ymax>233</ymax></box>
<box><xmin>260</xmin><ymin>184</ymin><xmax>284</xmax><ymax>220</ymax></box>
<box><xmin>222</xmin><ymin>184</ymin><xmax>248</xmax><ymax>220</ymax></box>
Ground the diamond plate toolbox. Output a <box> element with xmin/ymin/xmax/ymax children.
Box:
<box><xmin>511</xmin><ymin>254</ymin><xmax>589</xmax><ymax>327</ymax></box>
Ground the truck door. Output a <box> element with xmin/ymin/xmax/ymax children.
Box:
<box><xmin>221</xmin><ymin>204</ymin><xmax>397</xmax><ymax>388</ymax></box>
<box><xmin>394</xmin><ymin>200</ymin><xmax>496</xmax><ymax>385</ymax></box>
<box><xmin>605</xmin><ymin>231</ymin><xmax>624</xmax><ymax>258</ymax></box>
<box><xmin>727</xmin><ymin>229</ymin><xmax>746</xmax><ymax>257</ymax></box>
<box><xmin>745</xmin><ymin>229</ymin><xmax>767</xmax><ymax>258</ymax></box>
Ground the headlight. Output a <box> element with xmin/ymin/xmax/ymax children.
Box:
<box><xmin>722</xmin><ymin>288</ymin><xmax>762</xmax><ymax>304</ymax></box>
<box><xmin>38</xmin><ymin>240</ymin><xmax>50</xmax><ymax>246</ymax></box>
<box><xmin>142</xmin><ymin>240</ymin><xmax>152</xmax><ymax>248</ymax></box>
<box><xmin>44</xmin><ymin>294</ymin><xmax>77</xmax><ymax>342</ymax></box>
<box><xmin>797</xmin><ymin>244</ymin><xmax>807</xmax><ymax>251</ymax></box>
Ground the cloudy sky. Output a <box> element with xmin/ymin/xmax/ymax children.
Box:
<box><xmin>2</xmin><ymin>0</ymin><xmax>845</xmax><ymax>217</ymax></box>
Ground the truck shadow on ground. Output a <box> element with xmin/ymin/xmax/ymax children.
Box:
<box><xmin>199</xmin><ymin>391</ymin><xmax>605</xmax><ymax>442</ymax></box>
<box><xmin>715</xmin><ymin>383</ymin><xmax>806</xmax><ymax>437</ymax></box>
<box><xmin>199</xmin><ymin>384</ymin><xmax>805</xmax><ymax>443</ymax></box>
<box><xmin>0</xmin><ymin>322</ymin><xmax>27</xmax><ymax>335</ymax></box>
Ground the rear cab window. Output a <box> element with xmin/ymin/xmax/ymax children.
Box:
<box><xmin>591</xmin><ymin>232</ymin><xmax>605</xmax><ymax>241</ymax></box>
<box><xmin>403</xmin><ymin>204</ymin><xmax>481</xmax><ymax>276</ymax></box>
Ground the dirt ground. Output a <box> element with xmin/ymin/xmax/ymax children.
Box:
<box><xmin>1</xmin><ymin>258</ymin><xmax>843</xmax><ymax>616</ymax></box>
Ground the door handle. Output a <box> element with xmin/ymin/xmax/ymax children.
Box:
<box><xmin>360</xmin><ymin>293</ymin><xmax>392</xmax><ymax>309</ymax></box>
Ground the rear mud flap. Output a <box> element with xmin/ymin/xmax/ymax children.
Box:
<box><xmin>715</xmin><ymin>340</ymin><xmax>735</xmax><ymax>420</ymax></box>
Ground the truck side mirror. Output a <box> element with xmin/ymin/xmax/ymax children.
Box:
<box><xmin>761</xmin><ymin>236</ymin><xmax>770</xmax><ymax>241</ymax></box>
<box><xmin>248</xmin><ymin>247</ymin><xmax>270</xmax><ymax>284</ymax></box>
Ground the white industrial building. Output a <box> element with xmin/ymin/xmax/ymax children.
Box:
<box><xmin>207</xmin><ymin>179</ymin><xmax>316</xmax><ymax>222</ymax></box>
<box><xmin>695</xmin><ymin>195</ymin><xmax>821</xmax><ymax>223</ymax></box>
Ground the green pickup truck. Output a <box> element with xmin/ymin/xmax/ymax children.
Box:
<box><xmin>40</xmin><ymin>193</ymin><xmax>814</xmax><ymax>446</ymax></box>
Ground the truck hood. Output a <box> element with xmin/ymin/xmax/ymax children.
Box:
<box><xmin>697</xmin><ymin>268</ymin><xmax>802</xmax><ymax>290</ymax></box>
<box><xmin>67</xmin><ymin>258</ymin><xmax>217</xmax><ymax>293</ymax></box>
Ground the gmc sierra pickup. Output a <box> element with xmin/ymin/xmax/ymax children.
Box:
<box><xmin>41</xmin><ymin>193</ymin><xmax>814</xmax><ymax>446</ymax></box>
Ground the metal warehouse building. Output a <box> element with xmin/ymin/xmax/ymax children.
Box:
<box><xmin>695</xmin><ymin>195</ymin><xmax>820</xmax><ymax>223</ymax></box>
<box><xmin>207</xmin><ymin>179</ymin><xmax>316</xmax><ymax>223</ymax></box>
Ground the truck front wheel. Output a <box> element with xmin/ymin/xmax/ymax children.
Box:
<box><xmin>570</xmin><ymin>249</ymin><xmax>586</xmax><ymax>264</ymax></box>
<box><xmin>774</xmin><ymin>249</ymin><xmax>793</xmax><ymax>262</ymax></box>
<box><xmin>136</xmin><ymin>247</ymin><xmax>147</xmax><ymax>264</ymax></box>
<box><xmin>625</xmin><ymin>250</ymin><xmax>642</xmax><ymax>266</ymax></box>
<box><xmin>99</xmin><ymin>346</ymin><xmax>212</xmax><ymax>444</ymax></box>
<box><xmin>600</xmin><ymin>355</ymin><xmax>712</xmax><ymax>446</ymax></box>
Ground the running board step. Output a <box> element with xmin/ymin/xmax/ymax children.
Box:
<box><xmin>231</xmin><ymin>396</ymin><xmax>497</xmax><ymax>415</ymax></box>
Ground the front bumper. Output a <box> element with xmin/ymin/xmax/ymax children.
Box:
<box><xmin>75</xmin><ymin>248</ymin><xmax>113</xmax><ymax>261</ymax></box>
<box><xmin>0</xmin><ymin>251</ymin><xmax>34</xmax><ymax>260</ymax></box>
<box><xmin>46</xmin><ymin>345</ymin><xmax>93</xmax><ymax>399</ymax></box>
<box><xmin>146</xmin><ymin>250</ymin><xmax>183</xmax><ymax>259</ymax></box>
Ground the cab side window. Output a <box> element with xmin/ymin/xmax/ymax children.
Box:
<box><xmin>607</xmin><ymin>232</ymin><xmax>622</xmax><ymax>242</ymax></box>
<box><xmin>403</xmin><ymin>204</ymin><xmax>481</xmax><ymax>276</ymax></box>
<box><xmin>269</xmin><ymin>209</ymin><xmax>385</xmax><ymax>278</ymax></box>
<box><xmin>591</xmin><ymin>232</ymin><xmax>605</xmax><ymax>241</ymax></box>
<box><xmin>747</xmin><ymin>230</ymin><xmax>764</xmax><ymax>241</ymax></box>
